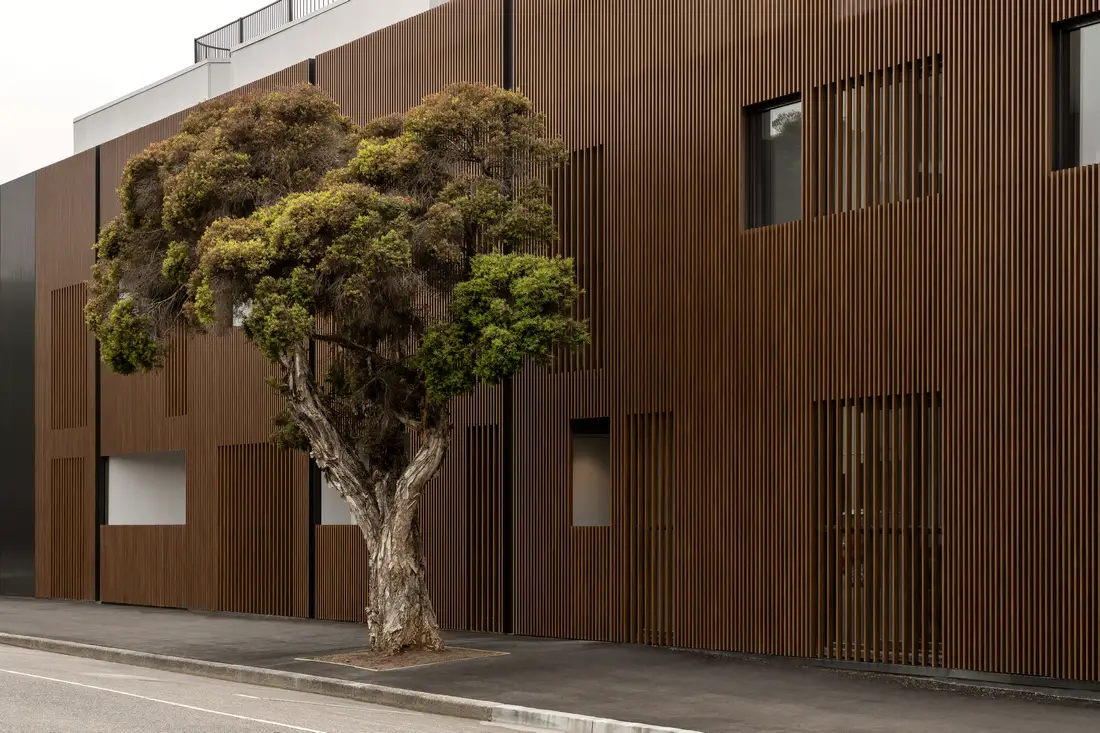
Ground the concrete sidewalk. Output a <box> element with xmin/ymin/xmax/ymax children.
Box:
<box><xmin>0</xmin><ymin>597</ymin><xmax>1097</xmax><ymax>733</ymax></box>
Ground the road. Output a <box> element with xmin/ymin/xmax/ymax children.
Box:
<box><xmin>0</xmin><ymin>645</ymin><xmax>530</xmax><ymax>733</ymax></box>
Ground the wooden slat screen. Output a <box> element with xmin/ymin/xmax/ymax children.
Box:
<box><xmin>623</xmin><ymin>412</ymin><xmax>675</xmax><ymax>646</ymax></box>
<box><xmin>466</xmin><ymin>424</ymin><xmax>502</xmax><ymax>632</ymax></box>
<box><xmin>164</xmin><ymin>330</ymin><xmax>188</xmax><ymax>418</ymax></box>
<box><xmin>814</xmin><ymin>393</ymin><xmax>943</xmax><ymax>666</ymax></box>
<box><xmin>816</xmin><ymin>54</ymin><xmax>943</xmax><ymax>215</ymax></box>
<box><xmin>552</xmin><ymin>144</ymin><xmax>605</xmax><ymax>372</ymax></box>
<box><xmin>49</xmin><ymin>285</ymin><xmax>88</xmax><ymax>430</ymax></box>
<box><xmin>217</xmin><ymin>443</ymin><xmax>297</xmax><ymax>616</ymax></box>
<box><xmin>47</xmin><ymin>457</ymin><xmax>91</xmax><ymax>600</ymax></box>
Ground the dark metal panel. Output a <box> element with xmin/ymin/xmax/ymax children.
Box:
<box><xmin>0</xmin><ymin>173</ymin><xmax>37</xmax><ymax>596</ymax></box>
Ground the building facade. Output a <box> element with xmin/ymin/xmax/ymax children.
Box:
<box><xmin>3</xmin><ymin>0</ymin><xmax>1100</xmax><ymax>687</ymax></box>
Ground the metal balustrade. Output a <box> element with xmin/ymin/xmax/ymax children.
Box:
<box><xmin>194</xmin><ymin>0</ymin><xmax>339</xmax><ymax>62</ymax></box>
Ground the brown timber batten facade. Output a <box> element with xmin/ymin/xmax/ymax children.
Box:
<box><xmin>9</xmin><ymin>0</ymin><xmax>1100</xmax><ymax>686</ymax></box>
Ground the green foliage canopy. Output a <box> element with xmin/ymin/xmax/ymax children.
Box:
<box><xmin>86</xmin><ymin>82</ymin><xmax>588</xmax><ymax>472</ymax></box>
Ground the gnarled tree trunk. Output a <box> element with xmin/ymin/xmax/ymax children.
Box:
<box><xmin>281</xmin><ymin>347</ymin><xmax>448</xmax><ymax>655</ymax></box>
<box><xmin>364</xmin><ymin>423</ymin><xmax>447</xmax><ymax>654</ymax></box>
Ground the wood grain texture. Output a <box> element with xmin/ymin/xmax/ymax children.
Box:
<box><xmin>100</xmin><ymin>525</ymin><xmax>187</xmax><ymax>608</ymax></box>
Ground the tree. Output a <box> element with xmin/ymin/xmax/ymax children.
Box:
<box><xmin>85</xmin><ymin>83</ymin><xmax>588</xmax><ymax>654</ymax></box>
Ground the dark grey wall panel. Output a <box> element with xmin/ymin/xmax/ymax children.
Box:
<box><xmin>0</xmin><ymin>173</ymin><xmax>36</xmax><ymax>596</ymax></box>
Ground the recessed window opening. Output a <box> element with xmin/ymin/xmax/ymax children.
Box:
<box><xmin>572</xmin><ymin>417</ymin><xmax>610</xmax><ymax>527</ymax></box>
<box><xmin>1055</xmin><ymin>14</ymin><xmax>1100</xmax><ymax>169</ymax></box>
<box><xmin>320</xmin><ymin>471</ymin><xmax>355</xmax><ymax>525</ymax></box>
<box><xmin>106</xmin><ymin>451</ymin><xmax>186</xmax><ymax>525</ymax></box>
<box><xmin>747</xmin><ymin>96</ymin><xmax>803</xmax><ymax>229</ymax></box>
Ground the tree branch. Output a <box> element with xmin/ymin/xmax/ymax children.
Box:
<box><xmin>389</xmin><ymin>411</ymin><xmax>450</xmax><ymax>543</ymax></box>
<box><xmin>281</xmin><ymin>345</ymin><xmax>384</xmax><ymax>534</ymax></box>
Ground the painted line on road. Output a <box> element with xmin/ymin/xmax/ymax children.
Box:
<box><xmin>0</xmin><ymin>668</ymin><xmax>333</xmax><ymax>733</ymax></box>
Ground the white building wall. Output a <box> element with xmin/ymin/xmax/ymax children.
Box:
<box><xmin>73</xmin><ymin>61</ymin><xmax>232</xmax><ymax>154</ymax></box>
<box><xmin>73</xmin><ymin>0</ymin><xmax>443</xmax><ymax>152</ymax></box>
<box><xmin>107</xmin><ymin>451</ymin><xmax>187</xmax><ymax>526</ymax></box>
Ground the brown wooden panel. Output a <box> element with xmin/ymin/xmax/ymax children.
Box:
<box><xmin>47</xmin><ymin>458</ymin><xmax>92</xmax><ymax>600</ymax></box>
<box><xmin>49</xmin><ymin>285</ymin><xmax>89</xmax><ymax>430</ymax></box>
<box><xmin>100</xmin><ymin>525</ymin><xmax>187</xmax><ymax>608</ymax></box>
<box><xmin>314</xmin><ymin>525</ymin><xmax>369</xmax><ymax>623</ymax></box>
<box><xmin>216</xmin><ymin>443</ymin><xmax>308</xmax><ymax>616</ymax></box>
<box><xmin>466</xmin><ymin>425</ymin><xmax>501</xmax><ymax>632</ymax></box>
<box><xmin>315</xmin><ymin>0</ymin><xmax>501</xmax><ymax>123</ymax></box>
<box><xmin>551</xmin><ymin>144</ymin><xmax>605</xmax><ymax>373</ymax></box>
<box><xmin>35</xmin><ymin>152</ymin><xmax>97</xmax><ymax>600</ymax></box>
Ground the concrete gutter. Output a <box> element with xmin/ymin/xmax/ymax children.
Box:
<box><xmin>0</xmin><ymin>633</ymin><xmax>700</xmax><ymax>733</ymax></box>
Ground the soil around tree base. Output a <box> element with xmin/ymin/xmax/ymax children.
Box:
<box><xmin>301</xmin><ymin>646</ymin><xmax>507</xmax><ymax>672</ymax></box>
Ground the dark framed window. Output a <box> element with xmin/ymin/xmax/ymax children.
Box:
<box><xmin>1054</xmin><ymin>14</ymin><xmax>1100</xmax><ymax>170</ymax></box>
<box><xmin>746</xmin><ymin>95</ymin><xmax>803</xmax><ymax>229</ymax></box>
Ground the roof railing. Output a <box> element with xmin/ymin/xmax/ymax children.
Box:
<box><xmin>194</xmin><ymin>0</ymin><xmax>339</xmax><ymax>62</ymax></box>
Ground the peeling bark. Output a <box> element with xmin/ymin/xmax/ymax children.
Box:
<box><xmin>280</xmin><ymin>345</ymin><xmax>448</xmax><ymax>655</ymax></box>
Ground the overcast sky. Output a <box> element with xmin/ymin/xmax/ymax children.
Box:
<box><xmin>0</xmin><ymin>0</ymin><xmax>265</xmax><ymax>184</ymax></box>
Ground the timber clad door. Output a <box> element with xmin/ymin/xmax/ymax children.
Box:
<box><xmin>218</xmin><ymin>444</ymin><xmax>296</xmax><ymax>616</ymax></box>
<box><xmin>814</xmin><ymin>393</ymin><xmax>943</xmax><ymax>666</ymax></box>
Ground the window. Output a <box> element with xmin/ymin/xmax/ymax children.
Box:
<box><xmin>747</xmin><ymin>97</ymin><xmax>803</xmax><ymax>228</ymax></box>
<box><xmin>106</xmin><ymin>451</ymin><xmax>186</xmax><ymax>525</ymax></box>
<box><xmin>815</xmin><ymin>55</ymin><xmax>943</xmax><ymax>214</ymax></box>
<box><xmin>571</xmin><ymin>417</ymin><xmax>610</xmax><ymax>527</ymax></box>
<box><xmin>1055</xmin><ymin>15</ymin><xmax>1100</xmax><ymax>169</ymax></box>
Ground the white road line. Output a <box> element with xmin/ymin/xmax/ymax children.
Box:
<box><xmin>0</xmin><ymin>668</ymin><xmax>332</xmax><ymax>733</ymax></box>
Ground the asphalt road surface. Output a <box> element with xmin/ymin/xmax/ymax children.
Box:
<box><xmin>0</xmin><ymin>645</ymin><xmax>532</xmax><ymax>733</ymax></box>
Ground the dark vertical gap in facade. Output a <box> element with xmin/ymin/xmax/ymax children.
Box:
<box><xmin>307</xmin><ymin>336</ymin><xmax>319</xmax><ymax>618</ymax></box>
<box><xmin>93</xmin><ymin>145</ymin><xmax>107</xmax><ymax>602</ymax></box>
<box><xmin>500</xmin><ymin>0</ymin><xmax>515</xmax><ymax>635</ymax></box>
<box><xmin>306</xmin><ymin>55</ymin><xmax>318</xmax><ymax>619</ymax></box>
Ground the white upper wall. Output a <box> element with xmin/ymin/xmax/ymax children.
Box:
<box><xmin>74</xmin><ymin>60</ymin><xmax>232</xmax><ymax>153</ymax></box>
<box><xmin>74</xmin><ymin>0</ymin><xmax>444</xmax><ymax>153</ymax></box>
